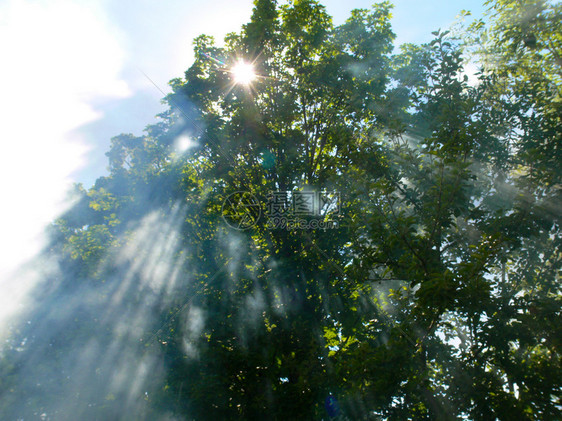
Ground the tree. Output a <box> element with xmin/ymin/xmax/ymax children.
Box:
<box><xmin>0</xmin><ymin>1</ymin><xmax>559</xmax><ymax>420</ymax></box>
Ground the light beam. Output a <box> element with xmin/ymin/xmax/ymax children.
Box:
<box><xmin>231</xmin><ymin>61</ymin><xmax>256</xmax><ymax>85</ymax></box>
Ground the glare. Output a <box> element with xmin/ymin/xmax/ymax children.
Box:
<box><xmin>0</xmin><ymin>0</ymin><xmax>128</xmax><ymax>338</ymax></box>
<box><xmin>174</xmin><ymin>135</ymin><xmax>196</xmax><ymax>153</ymax></box>
<box><xmin>232</xmin><ymin>61</ymin><xmax>256</xmax><ymax>85</ymax></box>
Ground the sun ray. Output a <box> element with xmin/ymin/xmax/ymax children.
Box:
<box><xmin>231</xmin><ymin>61</ymin><xmax>256</xmax><ymax>85</ymax></box>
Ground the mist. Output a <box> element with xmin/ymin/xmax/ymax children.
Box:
<box><xmin>1</xmin><ymin>0</ymin><xmax>560</xmax><ymax>419</ymax></box>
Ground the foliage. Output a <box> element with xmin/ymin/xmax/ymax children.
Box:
<box><xmin>0</xmin><ymin>1</ymin><xmax>560</xmax><ymax>420</ymax></box>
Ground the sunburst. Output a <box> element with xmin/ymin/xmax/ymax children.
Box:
<box><xmin>231</xmin><ymin>61</ymin><xmax>257</xmax><ymax>85</ymax></box>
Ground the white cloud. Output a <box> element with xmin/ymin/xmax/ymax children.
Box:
<box><xmin>0</xmin><ymin>0</ymin><xmax>129</xmax><ymax>329</ymax></box>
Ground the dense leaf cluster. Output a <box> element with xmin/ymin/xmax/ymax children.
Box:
<box><xmin>1</xmin><ymin>1</ymin><xmax>560</xmax><ymax>419</ymax></box>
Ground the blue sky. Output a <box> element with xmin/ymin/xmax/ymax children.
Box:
<box><xmin>0</xmin><ymin>0</ymin><xmax>485</xmax><ymax>297</ymax></box>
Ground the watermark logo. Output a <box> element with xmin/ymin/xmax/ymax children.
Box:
<box><xmin>265</xmin><ymin>191</ymin><xmax>340</xmax><ymax>230</ymax></box>
<box><xmin>221</xmin><ymin>191</ymin><xmax>261</xmax><ymax>230</ymax></box>
<box><xmin>221</xmin><ymin>190</ymin><xmax>340</xmax><ymax>230</ymax></box>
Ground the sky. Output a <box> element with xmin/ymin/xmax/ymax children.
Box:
<box><xmin>0</xmin><ymin>0</ymin><xmax>486</xmax><ymax>319</ymax></box>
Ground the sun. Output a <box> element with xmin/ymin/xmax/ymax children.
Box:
<box><xmin>231</xmin><ymin>61</ymin><xmax>256</xmax><ymax>85</ymax></box>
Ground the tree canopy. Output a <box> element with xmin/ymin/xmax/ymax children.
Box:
<box><xmin>0</xmin><ymin>0</ymin><xmax>560</xmax><ymax>420</ymax></box>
